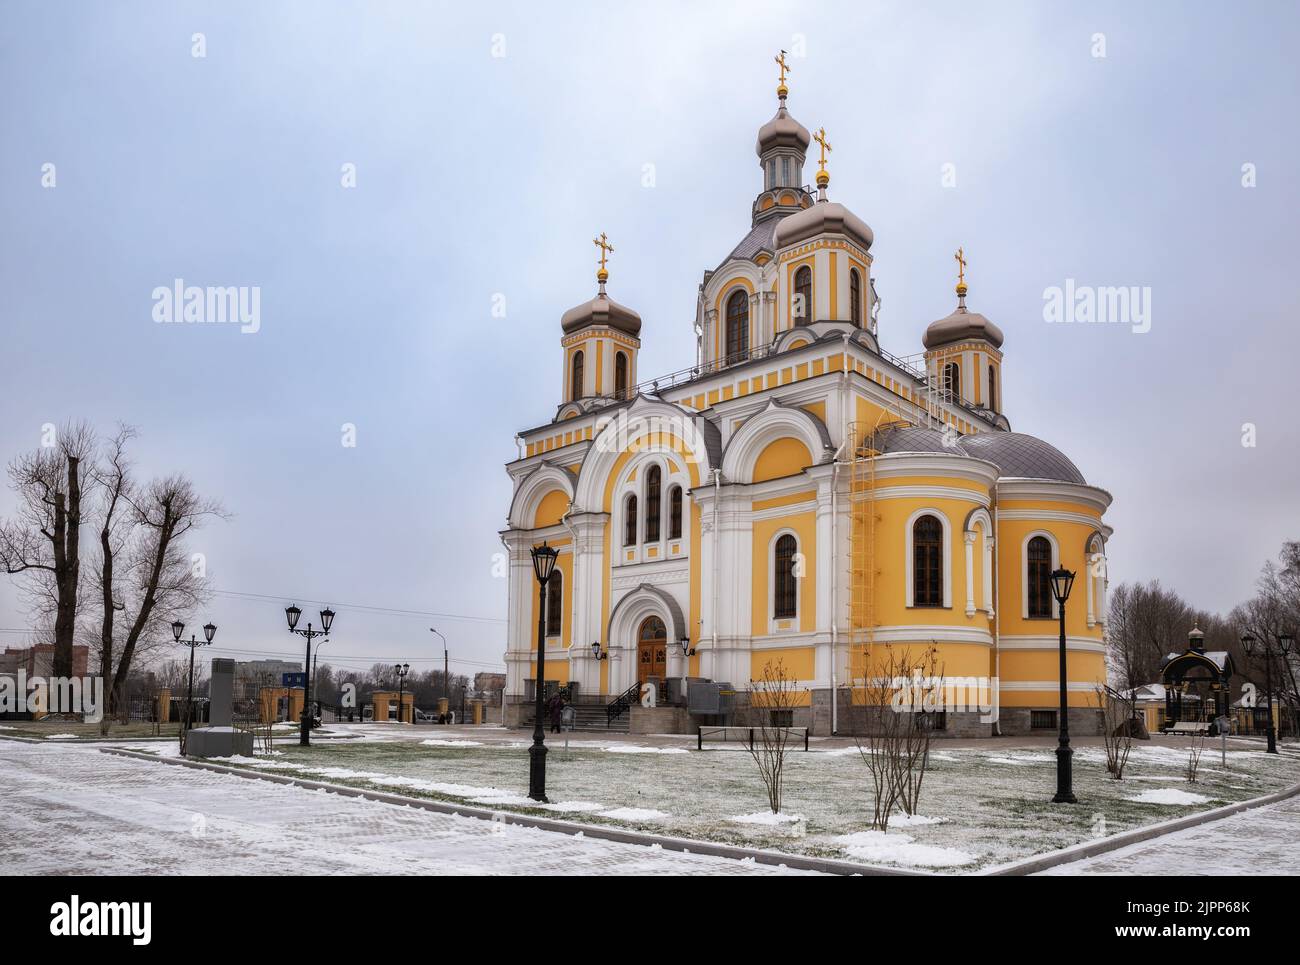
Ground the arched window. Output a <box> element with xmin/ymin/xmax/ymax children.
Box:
<box><xmin>793</xmin><ymin>266</ymin><xmax>812</xmax><ymax>324</ymax></box>
<box><xmin>668</xmin><ymin>486</ymin><xmax>683</xmax><ymax>540</ymax></box>
<box><xmin>781</xmin><ymin>156</ymin><xmax>790</xmax><ymax>185</ymax></box>
<box><xmin>913</xmin><ymin>515</ymin><xmax>943</xmax><ymax>607</ymax></box>
<box><xmin>1027</xmin><ymin>536</ymin><xmax>1053</xmax><ymax>618</ymax></box>
<box><xmin>765</xmin><ymin>159</ymin><xmax>775</xmax><ymax>190</ymax></box>
<box><xmin>545</xmin><ymin>569</ymin><xmax>563</xmax><ymax>637</ymax></box>
<box><xmin>725</xmin><ymin>290</ymin><xmax>749</xmax><ymax>362</ymax></box>
<box><xmin>987</xmin><ymin>366</ymin><xmax>997</xmax><ymax>411</ymax></box>
<box><xmin>850</xmin><ymin>268</ymin><xmax>862</xmax><ymax>327</ymax></box>
<box><xmin>571</xmin><ymin>350</ymin><xmax>584</xmax><ymax>400</ymax></box>
<box><xmin>615</xmin><ymin>352</ymin><xmax>628</xmax><ymax>400</ymax></box>
<box><xmin>774</xmin><ymin>533</ymin><xmax>798</xmax><ymax>619</ymax></box>
<box><xmin>645</xmin><ymin>466</ymin><xmax>661</xmax><ymax>542</ymax></box>
<box><xmin>624</xmin><ymin>495</ymin><xmax>637</xmax><ymax>546</ymax></box>
<box><xmin>942</xmin><ymin>361</ymin><xmax>960</xmax><ymax>401</ymax></box>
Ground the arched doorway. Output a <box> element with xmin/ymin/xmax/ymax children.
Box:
<box><xmin>637</xmin><ymin>615</ymin><xmax>667</xmax><ymax>685</ymax></box>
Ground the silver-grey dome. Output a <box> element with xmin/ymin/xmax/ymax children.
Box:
<box><xmin>956</xmin><ymin>432</ymin><xmax>1085</xmax><ymax>484</ymax></box>
<box><xmin>756</xmin><ymin>100</ymin><xmax>810</xmax><ymax>157</ymax></box>
<box><xmin>773</xmin><ymin>199</ymin><xmax>874</xmax><ymax>251</ymax></box>
<box><xmin>924</xmin><ymin>303</ymin><xmax>1004</xmax><ymax>350</ymax></box>
<box><xmin>560</xmin><ymin>290</ymin><xmax>642</xmax><ymax>337</ymax></box>
<box><xmin>874</xmin><ymin>426</ymin><xmax>1085</xmax><ymax>484</ymax></box>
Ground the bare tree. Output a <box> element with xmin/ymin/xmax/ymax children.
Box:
<box><xmin>0</xmin><ymin>422</ymin><xmax>97</xmax><ymax>677</ymax></box>
<box><xmin>1096</xmin><ymin>685</ymin><xmax>1136</xmax><ymax>779</ymax></box>
<box><xmin>744</xmin><ymin>659</ymin><xmax>804</xmax><ymax>814</ymax></box>
<box><xmin>1106</xmin><ymin>580</ymin><xmax>1194</xmax><ymax>690</ymax></box>
<box><xmin>895</xmin><ymin>647</ymin><xmax>943</xmax><ymax>817</ymax></box>
<box><xmin>1185</xmin><ymin>734</ymin><xmax>1207</xmax><ymax>783</ymax></box>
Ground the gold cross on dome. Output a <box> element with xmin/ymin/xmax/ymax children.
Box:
<box><xmin>955</xmin><ymin>247</ymin><xmax>967</xmax><ymax>288</ymax></box>
<box><xmin>775</xmin><ymin>50</ymin><xmax>790</xmax><ymax>87</ymax></box>
<box><xmin>593</xmin><ymin>232</ymin><xmax>614</xmax><ymax>277</ymax></box>
<box><xmin>814</xmin><ymin>127</ymin><xmax>832</xmax><ymax>169</ymax></box>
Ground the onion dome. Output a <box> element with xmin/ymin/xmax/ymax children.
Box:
<box><xmin>923</xmin><ymin>259</ymin><xmax>1003</xmax><ymax>349</ymax></box>
<box><xmin>561</xmin><ymin>232</ymin><xmax>641</xmax><ymax>336</ymax></box>
<box><xmin>774</xmin><ymin>198</ymin><xmax>874</xmax><ymax>251</ymax></box>
<box><xmin>756</xmin><ymin>96</ymin><xmax>811</xmax><ymax>157</ymax></box>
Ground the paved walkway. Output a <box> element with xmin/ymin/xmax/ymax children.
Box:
<box><xmin>0</xmin><ymin>740</ymin><xmax>815</xmax><ymax>876</ymax></box>
<box><xmin>1039</xmin><ymin>793</ymin><xmax>1300</xmax><ymax>875</ymax></box>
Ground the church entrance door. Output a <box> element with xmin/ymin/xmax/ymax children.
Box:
<box><xmin>637</xmin><ymin>616</ymin><xmax>667</xmax><ymax>684</ymax></box>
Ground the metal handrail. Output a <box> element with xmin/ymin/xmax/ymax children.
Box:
<box><xmin>606</xmin><ymin>681</ymin><xmax>642</xmax><ymax>727</ymax></box>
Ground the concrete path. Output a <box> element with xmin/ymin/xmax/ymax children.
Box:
<box><xmin>0</xmin><ymin>740</ymin><xmax>816</xmax><ymax>876</ymax></box>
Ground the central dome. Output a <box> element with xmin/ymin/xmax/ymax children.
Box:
<box><xmin>876</xmin><ymin>426</ymin><xmax>1086</xmax><ymax>484</ymax></box>
<box><xmin>756</xmin><ymin>100</ymin><xmax>810</xmax><ymax>157</ymax></box>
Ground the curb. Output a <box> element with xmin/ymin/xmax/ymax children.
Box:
<box><xmin>982</xmin><ymin>778</ymin><xmax>1300</xmax><ymax>876</ymax></box>
<box><xmin>97</xmin><ymin>747</ymin><xmax>924</xmax><ymax>877</ymax></box>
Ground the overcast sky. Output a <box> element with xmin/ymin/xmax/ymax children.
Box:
<box><xmin>2</xmin><ymin>0</ymin><xmax>1297</xmax><ymax>679</ymax></box>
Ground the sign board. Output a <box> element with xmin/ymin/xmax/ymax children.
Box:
<box><xmin>282</xmin><ymin>672</ymin><xmax>306</xmax><ymax>689</ymax></box>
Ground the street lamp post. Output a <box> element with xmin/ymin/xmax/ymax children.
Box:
<box><xmin>1049</xmin><ymin>567</ymin><xmax>1077</xmax><ymax>804</ymax></box>
<box><xmin>1283</xmin><ymin>633</ymin><xmax>1296</xmax><ymax>741</ymax></box>
<box><xmin>285</xmin><ymin>604</ymin><xmax>335</xmax><ymax>747</ymax></box>
<box><xmin>394</xmin><ymin>663</ymin><xmax>410</xmax><ymax>723</ymax></box>
<box><xmin>1242</xmin><ymin>631</ymin><xmax>1288</xmax><ymax>754</ymax></box>
<box><xmin>529</xmin><ymin>542</ymin><xmax>559</xmax><ymax>802</ymax></box>
<box><xmin>429</xmin><ymin>628</ymin><xmax>448</xmax><ymax>721</ymax></box>
<box><xmin>172</xmin><ymin>619</ymin><xmax>216</xmax><ymax>753</ymax></box>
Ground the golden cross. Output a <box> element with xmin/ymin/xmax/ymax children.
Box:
<box><xmin>955</xmin><ymin>247</ymin><xmax>967</xmax><ymax>288</ymax></box>
<box><xmin>593</xmin><ymin>232</ymin><xmax>614</xmax><ymax>275</ymax></box>
<box><xmin>775</xmin><ymin>50</ymin><xmax>790</xmax><ymax>87</ymax></box>
<box><xmin>814</xmin><ymin>127</ymin><xmax>832</xmax><ymax>169</ymax></box>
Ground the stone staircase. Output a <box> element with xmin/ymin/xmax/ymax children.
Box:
<box><xmin>518</xmin><ymin>701</ymin><xmax>630</xmax><ymax>734</ymax></box>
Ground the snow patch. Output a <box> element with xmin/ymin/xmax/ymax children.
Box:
<box><xmin>539</xmin><ymin>801</ymin><xmax>607</xmax><ymax>813</ymax></box>
<box><xmin>889</xmin><ymin>813</ymin><xmax>947</xmax><ymax>827</ymax></box>
<box><xmin>834</xmin><ymin>830</ymin><xmax>976</xmax><ymax>867</ymax></box>
<box><xmin>1125</xmin><ymin>788</ymin><xmax>1213</xmax><ymax>806</ymax></box>
<box><xmin>44</xmin><ymin>734</ymin><xmax>80</xmax><ymax>740</ymax></box>
<box><xmin>729</xmin><ymin>811</ymin><xmax>805</xmax><ymax>826</ymax></box>
<box><xmin>598</xmin><ymin>807</ymin><xmax>670</xmax><ymax>821</ymax></box>
<box><xmin>420</xmin><ymin>739</ymin><xmax>484</xmax><ymax>747</ymax></box>
<box><xmin>602</xmin><ymin>745</ymin><xmax>689</xmax><ymax>755</ymax></box>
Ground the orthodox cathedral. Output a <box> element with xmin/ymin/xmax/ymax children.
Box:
<box><xmin>501</xmin><ymin>57</ymin><xmax>1112</xmax><ymax>736</ymax></box>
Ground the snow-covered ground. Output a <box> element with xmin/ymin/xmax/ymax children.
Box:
<box><xmin>95</xmin><ymin>723</ymin><xmax>1300</xmax><ymax>872</ymax></box>
<box><xmin>1039</xmin><ymin>793</ymin><xmax>1300</xmax><ymax>875</ymax></box>
<box><xmin>0</xmin><ymin>741</ymin><xmax>817</xmax><ymax>876</ymax></box>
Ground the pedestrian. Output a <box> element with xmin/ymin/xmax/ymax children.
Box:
<box><xmin>549</xmin><ymin>691</ymin><xmax>564</xmax><ymax>734</ymax></box>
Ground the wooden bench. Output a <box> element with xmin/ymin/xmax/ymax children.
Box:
<box><xmin>697</xmin><ymin>725</ymin><xmax>809</xmax><ymax>751</ymax></box>
<box><xmin>1166</xmin><ymin>721</ymin><xmax>1212</xmax><ymax>735</ymax></box>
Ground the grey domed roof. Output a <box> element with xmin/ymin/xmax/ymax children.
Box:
<box><xmin>773</xmin><ymin>199</ymin><xmax>874</xmax><ymax>251</ymax></box>
<box><xmin>756</xmin><ymin>98</ymin><xmax>810</xmax><ymax>156</ymax></box>
<box><xmin>875</xmin><ymin>426</ymin><xmax>1086</xmax><ymax>484</ymax></box>
<box><xmin>956</xmin><ymin>432</ymin><xmax>1085</xmax><ymax>484</ymax></box>
<box><xmin>560</xmin><ymin>290</ymin><xmax>642</xmax><ymax>337</ymax></box>
<box><xmin>923</xmin><ymin>301</ymin><xmax>1004</xmax><ymax>350</ymax></box>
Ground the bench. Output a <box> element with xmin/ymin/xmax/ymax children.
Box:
<box><xmin>697</xmin><ymin>725</ymin><xmax>809</xmax><ymax>752</ymax></box>
<box><xmin>1166</xmin><ymin>721</ymin><xmax>1212</xmax><ymax>735</ymax></box>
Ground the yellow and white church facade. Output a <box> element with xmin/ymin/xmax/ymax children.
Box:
<box><xmin>501</xmin><ymin>62</ymin><xmax>1112</xmax><ymax>737</ymax></box>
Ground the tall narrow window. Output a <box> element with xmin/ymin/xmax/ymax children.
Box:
<box><xmin>624</xmin><ymin>495</ymin><xmax>637</xmax><ymax>546</ymax></box>
<box><xmin>645</xmin><ymin>466</ymin><xmax>661</xmax><ymax>542</ymax></box>
<box><xmin>781</xmin><ymin>156</ymin><xmax>789</xmax><ymax>185</ymax></box>
<box><xmin>668</xmin><ymin>486</ymin><xmax>683</xmax><ymax>540</ymax></box>
<box><xmin>1027</xmin><ymin>536</ymin><xmax>1053</xmax><ymax>618</ymax></box>
<box><xmin>913</xmin><ymin>515</ymin><xmax>943</xmax><ymax>607</ymax></box>
<box><xmin>571</xmin><ymin>350</ymin><xmax>584</xmax><ymax>400</ymax></box>
<box><xmin>725</xmin><ymin>290</ymin><xmax>749</xmax><ymax>362</ymax></box>
<box><xmin>850</xmin><ymin>268</ymin><xmax>862</xmax><ymax>327</ymax></box>
<box><xmin>766</xmin><ymin>159</ymin><xmax>775</xmax><ymax>189</ymax></box>
<box><xmin>774</xmin><ymin>534</ymin><xmax>798</xmax><ymax>619</ymax></box>
<box><xmin>987</xmin><ymin>366</ymin><xmax>997</xmax><ymax>411</ymax></box>
<box><xmin>545</xmin><ymin>569</ymin><xmax>563</xmax><ymax>637</ymax></box>
<box><xmin>793</xmin><ymin>266</ymin><xmax>812</xmax><ymax>324</ymax></box>
<box><xmin>615</xmin><ymin>351</ymin><xmax>628</xmax><ymax>400</ymax></box>
<box><xmin>942</xmin><ymin>361</ymin><xmax>960</xmax><ymax>401</ymax></box>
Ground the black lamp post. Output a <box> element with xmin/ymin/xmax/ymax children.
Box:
<box><xmin>394</xmin><ymin>663</ymin><xmax>410</xmax><ymax>723</ymax></box>
<box><xmin>1049</xmin><ymin>567</ymin><xmax>1076</xmax><ymax>804</ymax></box>
<box><xmin>429</xmin><ymin>628</ymin><xmax>449</xmax><ymax>720</ymax></box>
<box><xmin>173</xmin><ymin>619</ymin><xmax>216</xmax><ymax>752</ymax></box>
<box><xmin>286</xmin><ymin>604</ymin><xmax>335</xmax><ymax>747</ymax></box>
<box><xmin>1242</xmin><ymin>632</ymin><xmax>1280</xmax><ymax>754</ymax></box>
<box><xmin>529</xmin><ymin>542</ymin><xmax>559</xmax><ymax>802</ymax></box>
<box><xmin>1283</xmin><ymin>633</ymin><xmax>1296</xmax><ymax>741</ymax></box>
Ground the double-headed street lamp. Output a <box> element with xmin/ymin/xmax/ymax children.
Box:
<box><xmin>285</xmin><ymin>604</ymin><xmax>335</xmax><ymax>747</ymax></box>
<box><xmin>172</xmin><ymin>619</ymin><xmax>216</xmax><ymax>751</ymax></box>
<box><xmin>529</xmin><ymin>542</ymin><xmax>559</xmax><ymax>802</ymax></box>
<box><xmin>394</xmin><ymin>663</ymin><xmax>410</xmax><ymax>723</ymax></box>
<box><xmin>429</xmin><ymin>628</ymin><xmax>449</xmax><ymax>716</ymax></box>
<box><xmin>1049</xmin><ymin>567</ymin><xmax>1077</xmax><ymax>804</ymax></box>
<box><xmin>1241</xmin><ymin>631</ymin><xmax>1293</xmax><ymax>754</ymax></box>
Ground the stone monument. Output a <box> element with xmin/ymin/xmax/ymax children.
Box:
<box><xmin>184</xmin><ymin>656</ymin><xmax>254</xmax><ymax>758</ymax></box>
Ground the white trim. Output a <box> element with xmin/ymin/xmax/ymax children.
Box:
<box><xmin>868</xmin><ymin>624</ymin><xmax>993</xmax><ymax>646</ymax></box>
<box><xmin>998</xmin><ymin>634</ymin><xmax>1107</xmax><ymax>654</ymax></box>
<box><xmin>751</xmin><ymin>499</ymin><xmax>818</xmax><ymax>522</ymax></box>
<box><xmin>904</xmin><ymin>508</ymin><xmax>952</xmax><ymax>610</ymax></box>
<box><xmin>1021</xmin><ymin>530</ymin><xmax>1061</xmax><ymax>620</ymax></box>
<box><xmin>997</xmin><ymin>479</ymin><xmax>1112</xmax><ymax>514</ymax></box>
<box><xmin>868</xmin><ymin>485</ymin><xmax>990</xmax><ymax>505</ymax></box>
<box><xmin>1000</xmin><ymin>509</ymin><xmax>1105</xmax><ymax>528</ymax></box>
<box><xmin>999</xmin><ymin>680</ymin><xmax>1103</xmax><ymax>692</ymax></box>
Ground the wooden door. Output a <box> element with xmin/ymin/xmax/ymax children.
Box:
<box><xmin>637</xmin><ymin>616</ymin><xmax>667</xmax><ymax>681</ymax></box>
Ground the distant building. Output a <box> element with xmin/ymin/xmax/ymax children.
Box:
<box><xmin>233</xmin><ymin>659</ymin><xmax>302</xmax><ymax>700</ymax></box>
<box><xmin>1</xmin><ymin>644</ymin><xmax>90</xmax><ymax>677</ymax></box>
<box><xmin>474</xmin><ymin>672</ymin><xmax>506</xmax><ymax>696</ymax></box>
